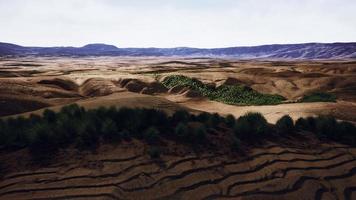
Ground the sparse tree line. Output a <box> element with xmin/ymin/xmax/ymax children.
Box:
<box><xmin>0</xmin><ymin>104</ymin><xmax>355</xmax><ymax>163</ymax></box>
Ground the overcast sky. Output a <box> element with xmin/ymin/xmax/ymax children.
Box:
<box><xmin>0</xmin><ymin>0</ymin><xmax>355</xmax><ymax>48</ymax></box>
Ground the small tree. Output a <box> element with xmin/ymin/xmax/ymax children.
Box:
<box><xmin>295</xmin><ymin>117</ymin><xmax>308</xmax><ymax>131</ymax></box>
<box><xmin>175</xmin><ymin>123</ymin><xmax>189</xmax><ymax>140</ymax></box>
<box><xmin>148</xmin><ymin>146</ymin><xmax>161</xmax><ymax>159</ymax></box>
<box><xmin>171</xmin><ymin>110</ymin><xmax>190</xmax><ymax>123</ymax></box>
<box><xmin>120</xmin><ymin>129</ymin><xmax>131</xmax><ymax>140</ymax></box>
<box><xmin>209</xmin><ymin>113</ymin><xmax>222</xmax><ymax>128</ymax></box>
<box><xmin>336</xmin><ymin>121</ymin><xmax>356</xmax><ymax>144</ymax></box>
<box><xmin>225</xmin><ymin>114</ymin><xmax>236</xmax><ymax>128</ymax></box>
<box><xmin>337</xmin><ymin>121</ymin><xmax>356</xmax><ymax>136</ymax></box>
<box><xmin>101</xmin><ymin>119</ymin><xmax>120</xmax><ymax>143</ymax></box>
<box><xmin>196</xmin><ymin>112</ymin><xmax>211</xmax><ymax>123</ymax></box>
<box><xmin>29</xmin><ymin>123</ymin><xmax>58</xmax><ymax>163</ymax></box>
<box><xmin>193</xmin><ymin>125</ymin><xmax>207</xmax><ymax>143</ymax></box>
<box><xmin>315</xmin><ymin>115</ymin><xmax>337</xmax><ymax>139</ymax></box>
<box><xmin>234</xmin><ymin>112</ymin><xmax>269</xmax><ymax>141</ymax></box>
<box><xmin>276</xmin><ymin>115</ymin><xmax>294</xmax><ymax>134</ymax></box>
<box><xmin>60</xmin><ymin>104</ymin><xmax>84</xmax><ymax>118</ymax></box>
<box><xmin>144</xmin><ymin>127</ymin><xmax>160</xmax><ymax>144</ymax></box>
<box><xmin>76</xmin><ymin>122</ymin><xmax>99</xmax><ymax>150</ymax></box>
<box><xmin>231</xmin><ymin>137</ymin><xmax>241</xmax><ymax>152</ymax></box>
<box><xmin>43</xmin><ymin>109</ymin><xmax>56</xmax><ymax>123</ymax></box>
<box><xmin>306</xmin><ymin>116</ymin><xmax>316</xmax><ymax>132</ymax></box>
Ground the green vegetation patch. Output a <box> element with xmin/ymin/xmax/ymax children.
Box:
<box><xmin>1</xmin><ymin>103</ymin><xmax>355</xmax><ymax>164</ymax></box>
<box><xmin>162</xmin><ymin>75</ymin><xmax>286</xmax><ymax>105</ymax></box>
<box><xmin>300</xmin><ymin>92</ymin><xmax>336</xmax><ymax>103</ymax></box>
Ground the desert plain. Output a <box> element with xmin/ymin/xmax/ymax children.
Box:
<box><xmin>0</xmin><ymin>57</ymin><xmax>356</xmax><ymax>200</ymax></box>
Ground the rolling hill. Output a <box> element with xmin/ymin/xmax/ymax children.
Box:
<box><xmin>1</xmin><ymin>42</ymin><xmax>356</xmax><ymax>59</ymax></box>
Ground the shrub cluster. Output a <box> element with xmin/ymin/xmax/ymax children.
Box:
<box><xmin>0</xmin><ymin>105</ymin><xmax>230</xmax><ymax>161</ymax></box>
<box><xmin>162</xmin><ymin>75</ymin><xmax>285</xmax><ymax>105</ymax></box>
<box><xmin>276</xmin><ymin>115</ymin><xmax>294</xmax><ymax>134</ymax></box>
<box><xmin>295</xmin><ymin>115</ymin><xmax>356</xmax><ymax>143</ymax></box>
<box><xmin>231</xmin><ymin>113</ymin><xmax>355</xmax><ymax>146</ymax></box>
<box><xmin>300</xmin><ymin>92</ymin><xmax>337</xmax><ymax>103</ymax></box>
<box><xmin>233</xmin><ymin>112</ymin><xmax>270</xmax><ymax>141</ymax></box>
<box><xmin>0</xmin><ymin>105</ymin><xmax>172</xmax><ymax>162</ymax></box>
<box><xmin>1</xmin><ymin>104</ymin><xmax>355</xmax><ymax>163</ymax></box>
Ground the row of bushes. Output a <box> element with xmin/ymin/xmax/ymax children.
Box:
<box><xmin>0</xmin><ymin>105</ymin><xmax>225</xmax><ymax>161</ymax></box>
<box><xmin>162</xmin><ymin>75</ymin><xmax>339</xmax><ymax>104</ymax></box>
<box><xmin>0</xmin><ymin>104</ymin><xmax>355</xmax><ymax>162</ymax></box>
<box><xmin>162</xmin><ymin>75</ymin><xmax>286</xmax><ymax>105</ymax></box>
<box><xmin>232</xmin><ymin>113</ymin><xmax>355</xmax><ymax>143</ymax></box>
<box><xmin>300</xmin><ymin>92</ymin><xmax>337</xmax><ymax>103</ymax></box>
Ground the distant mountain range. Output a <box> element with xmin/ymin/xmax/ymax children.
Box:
<box><xmin>1</xmin><ymin>42</ymin><xmax>356</xmax><ymax>59</ymax></box>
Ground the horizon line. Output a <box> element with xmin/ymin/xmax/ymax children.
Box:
<box><xmin>1</xmin><ymin>41</ymin><xmax>356</xmax><ymax>49</ymax></box>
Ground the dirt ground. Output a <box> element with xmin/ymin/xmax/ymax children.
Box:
<box><xmin>0</xmin><ymin>57</ymin><xmax>356</xmax><ymax>199</ymax></box>
<box><xmin>1</xmin><ymin>138</ymin><xmax>355</xmax><ymax>200</ymax></box>
<box><xmin>1</xmin><ymin>57</ymin><xmax>355</xmax><ymax>122</ymax></box>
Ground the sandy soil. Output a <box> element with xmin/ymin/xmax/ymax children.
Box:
<box><xmin>0</xmin><ymin>139</ymin><xmax>355</xmax><ymax>200</ymax></box>
<box><xmin>1</xmin><ymin>57</ymin><xmax>356</xmax><ymax>199</ymax></box>
<box><xmin>1</xmin><ymin>57</ymin><xmax>355</xmax><ymax>122</ymax></box>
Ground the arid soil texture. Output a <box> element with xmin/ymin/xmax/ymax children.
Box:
<box><xmin>1</xmin><ymin>140</ymin><xmax>356</xmax><ymax>200</ymax></box>
<box><xmin>0</xmin><ymin>57</ymin><xmax>356</xmax><ymax>200</ymax></box>
<box><xmin>1</xmin><ymin>57</ymin><xmax>355</xmax><ymax>122</ymax></box>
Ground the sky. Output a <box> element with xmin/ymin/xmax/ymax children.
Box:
<box><xmin>0</xmin><ymin>0</ymin><xmax>355</xmax><ymax>48</ymax></box>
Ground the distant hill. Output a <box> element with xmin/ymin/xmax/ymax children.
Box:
<box><xmin>1</xmin><ymin>42</ymin><xmax>356</xmax><ymax>59</ymax></box>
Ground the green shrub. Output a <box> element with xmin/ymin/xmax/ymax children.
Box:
<box><xmin>148</xmin><ymin>147</ymin><xmax>161</xmax><ymax>159</ymax></box>
<box><xmin>1</xmin><ymin>102</ymin><xmax>355</xmax><ymax>163</ymax></box>
<box><xmin>116</xmin><ymin>107</ymin><xmax>141</xmax><ymax>137</ymax></box>
<box><xmin>137</xmin><ymin>109</ymin><xmax>167</xmax><ymax>130</ymax></box>
<box><xmin>171</xmin><ymin>110</ymin><xmax>190</xmax><ymax>123</ymax></box>
<box><xmin>101</xmin><ymin>119</ymin><xmax>120</xmax><ymax>142</ymax></box>
<box><xmin>295</xmin><ymin>118</ymin><xmax>308</xmax><ymax>131</ymax></box>
<box><xmin>144</xmin><ymin>127</ymin><xmax>160</xmax><ymax>144</ymax></box>
<box><xmin>76</xmin><ymin>122</ymin><xmax>99</xmax><ymax>150</ymax></box>
<box><xmin>60</xmin><ymin>104</ymin><xmax>85</xmax><ymax>118</ymax></box>
<box><xmin>209</xmin><ymin>113</ymin><xmax>222</xmax><ymax>128</ymax></box>
<box><xmin>337</xmin><ymin>121</ymin><xmax>356</xmax><ymax>136</ymax></box>
<box><xmin>0</xmin><ymin>119</ymin><xmax>5</xmax><ymax>146</ymax></box>
<box><xmin>234</xmin><ymin>112</ymin><xmax>269</xmax><ymax>140</ymax></box>
<box><xmin>175</xmin><ymin>123</ymin><xmax>189</xmax><ymax>140</ymax></box>
<box><xmin>294</xmin><ymin>116</ymin><xmax>356</xmax><ymax>144</ymax></box>
<box><xmin>5</xmin><ymin>117</ymin><xmax>31</xmax><ymax>148</ymax></box>
<box><xmin>231</xmin><ymin>137</ymin><xmax>241</xmax><ymax>151</ymax></box>
<box><xmin>295</xmin><ymin>116</ymin><xmax>318</xmax><ymax>132</ymax></box>
<box><xmin>54</xmin><ymin>115</ymin><xmax>81</xmax><ymax>147</ymax></box>
<box><xmin>120</xmin><ymin>129</ymin><xmax>131</xmax><ymax>140</ymax></box>
<box><xmin>315</xmin><ymin>116</ymin><xmax>338</xmax><ymax>139</ymax></box>
<box><xmin>336</xmin><ymin>121</ymin><xmax>356</xmax><ymax>144</ymax></box>
<box><xmin>211</xmin><ymin>85</ymin><xmax>285</xmax><ymax>105</ymax></box>
<box><xmin>162</xmin><ymin>75</ymin><xmax>285</xmax><ymax>105</ymax></box>
<box><xmin>306</xmin><ymin>116</ymin><xmax>317</xmax><ymax>132</ymax></box>
<box><xmin>301</xmin><ymin>92</ymin><xmax>336</xmax><ymax>103</ymax></box>
<box><xmin>196</xmin><ymin>112</ymin><xmax>212</xmax><ymax>123</ymax></box>
<box><xmin>276</xmin><ymin>115</ymin><xmax>294</xmax><ymax>134</ymax></box>
<box><xmin>147</xmin><ymin>109</ymin><xmax>169</xmax><ymax>128</ymax></box>
<box><xmin>193</xmin><ymin>125</ymin><xmax>207</xmax><ymax>143</ymax></box>
<box><xmin>225</xmin><ymin>114</ymin><xmax>236</xmax><ymax>128</ymax></box>
<box><xmin>29</xmin><ymin>114</ymin><xmax>42</xmax><ymax>124</ymax></box>
<box><xmin>43</xmin><ymin>109</ymin><xmax>56</xmax><ymax>123</ymax></box>
<box><xmin>29</xmin><ymin>123</ymin><xmax>58</xmax><ymax>162</ymax></box>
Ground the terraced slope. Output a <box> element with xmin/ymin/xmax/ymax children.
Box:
<box><xmin>1</xmin><ymin>143</ymin><xmax>355</xmax><ymax>200</ymax></box>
